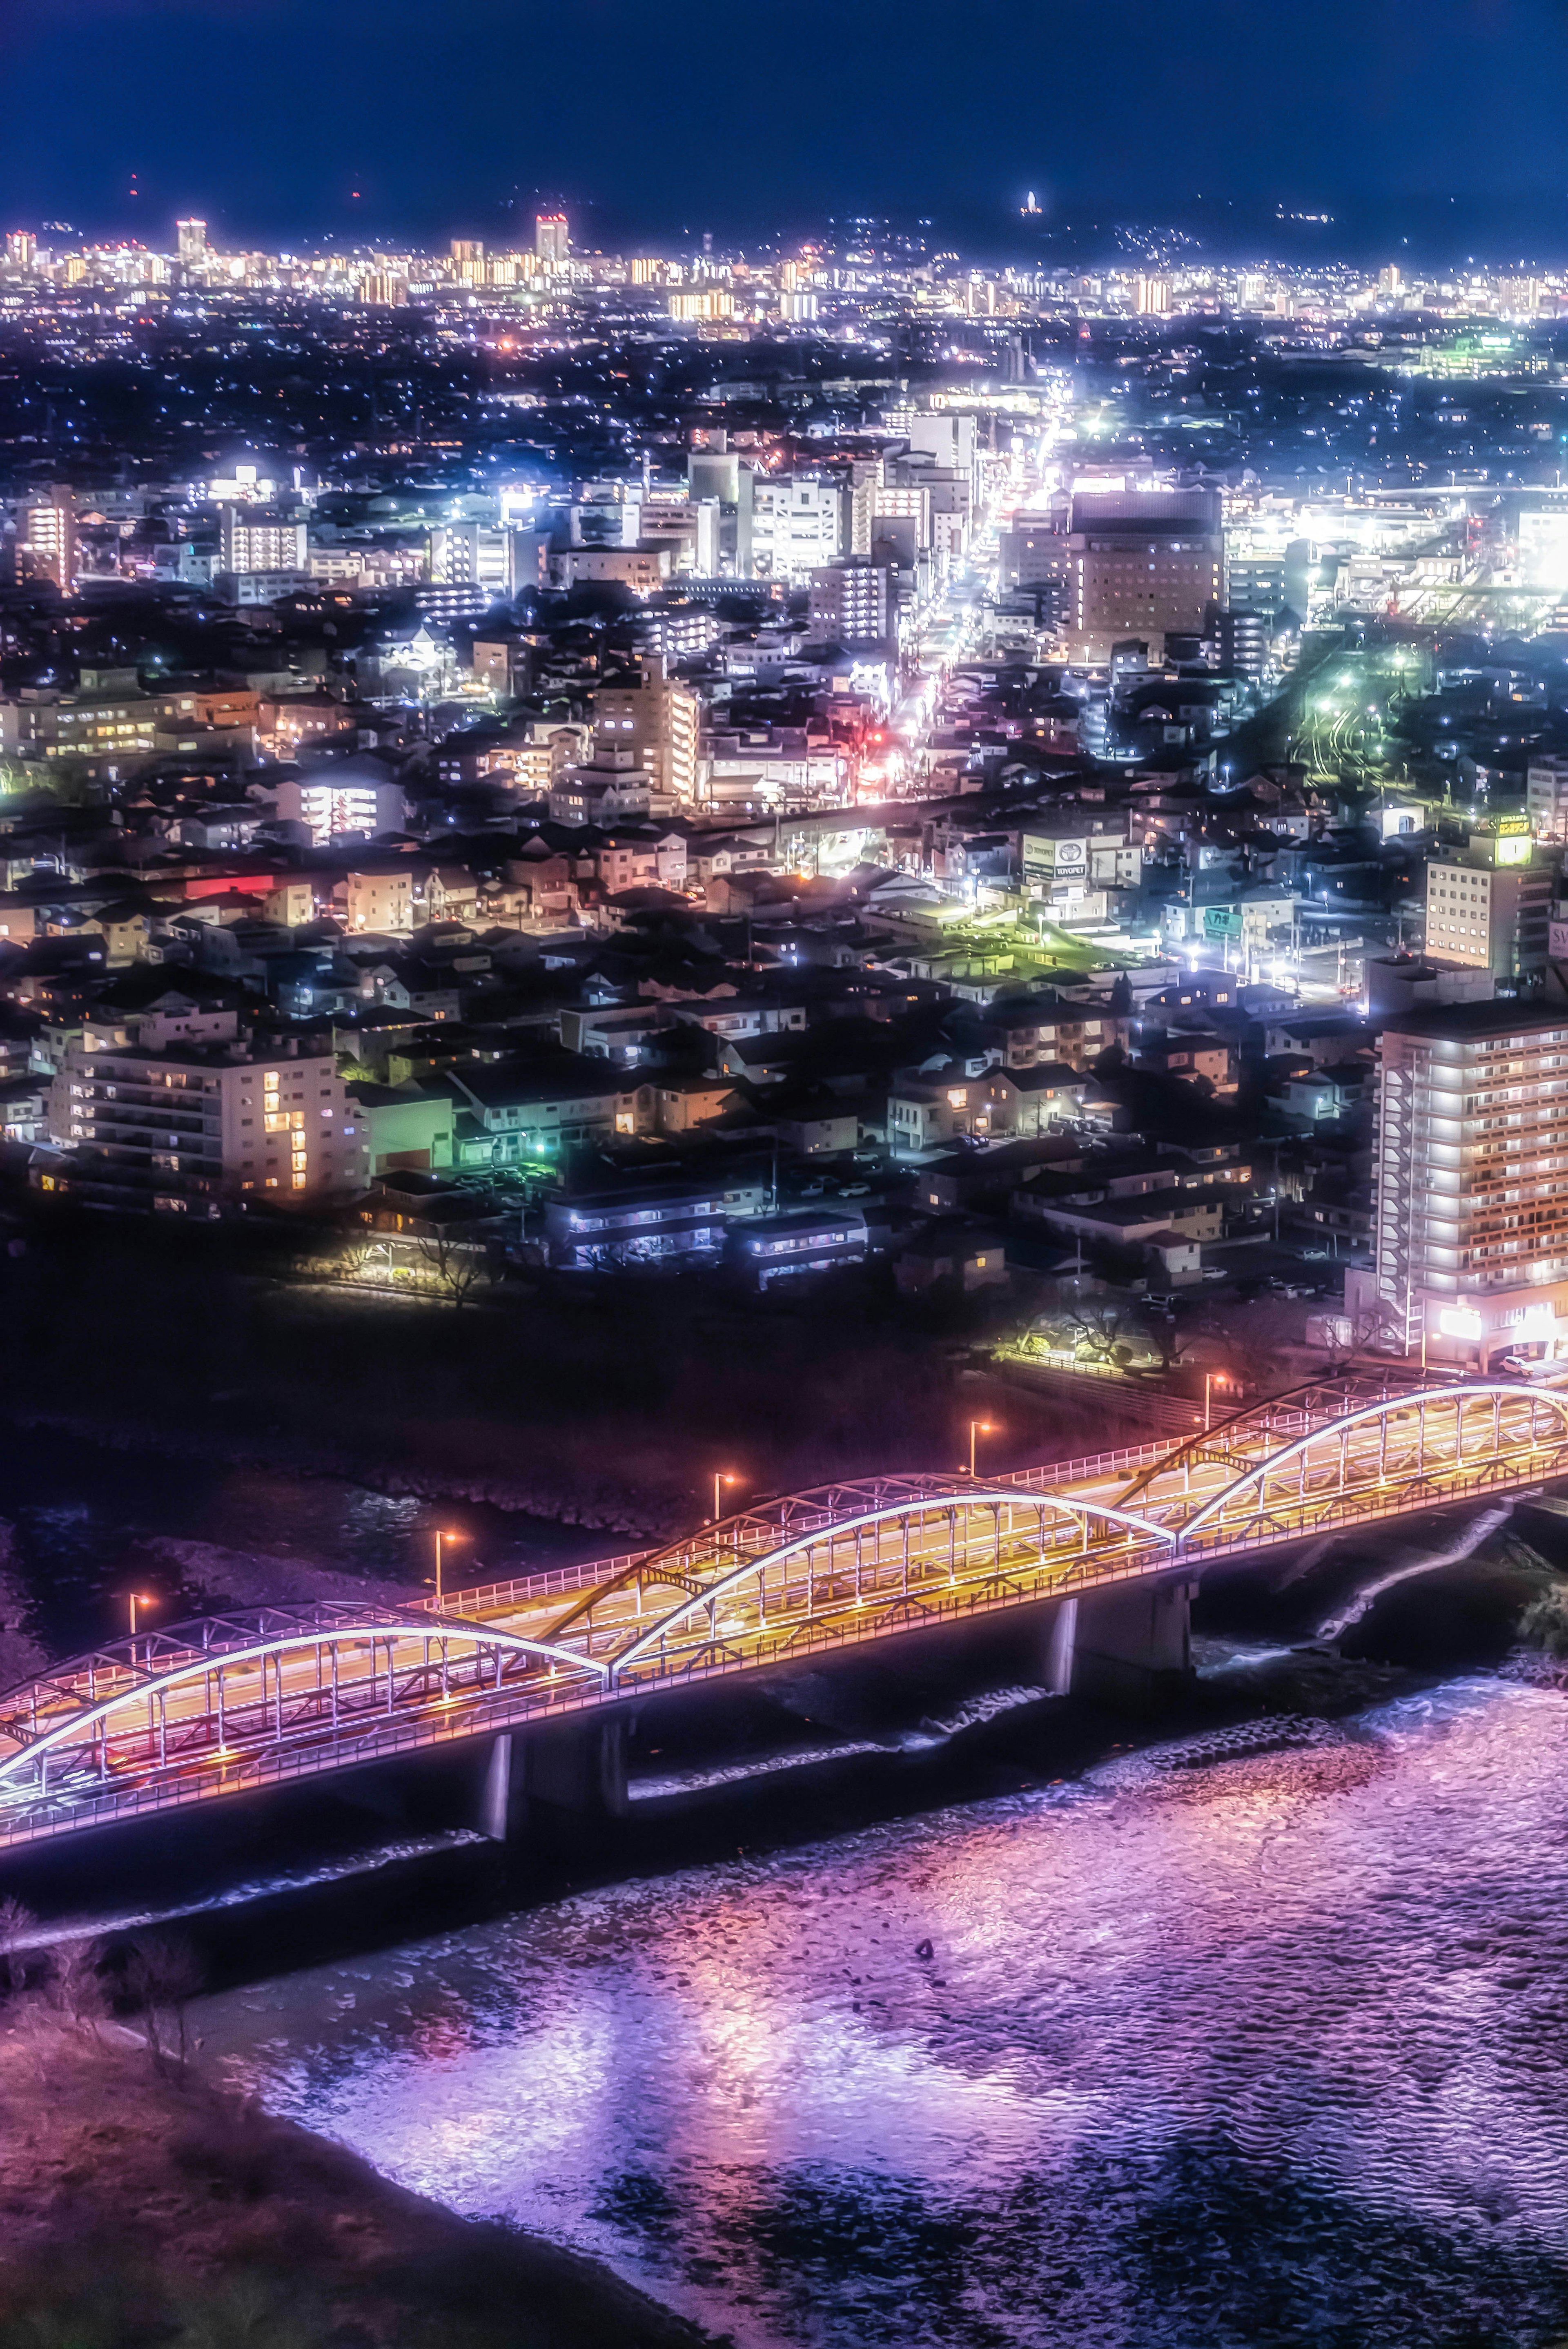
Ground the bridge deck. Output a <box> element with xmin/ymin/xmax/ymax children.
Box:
<box><xmin>0</xmin><ymin>1376</ymin><xmax>1559</xmax><ymax>1852</ymax></box>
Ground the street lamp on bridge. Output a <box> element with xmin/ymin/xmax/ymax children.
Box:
<box><xmin>127</xmin><ymin>1592</ymin><xmax>156</xmax><ymax>1639</ymax></box>
<box><xmin>713</xmin><ymin>1471</ymin><xmax>741</xmax><ymax>1524</ymax></box>
<box><xmin>1205</xmin><ymin>1372</ymin><xmax>1232</xmax><ymax>1433</ymax></box>
<box><xmin>431</xmin><ymin>1528</ymin><xmax>466</xmax><ymax>1609</ymax></box>
<box><xmin>968</xmin><ymin>1419</ymin><xmax>998</xmax><ymax>1477</ymax></box>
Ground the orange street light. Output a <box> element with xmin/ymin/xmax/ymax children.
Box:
<box><xmin>1205</xmin><ymin>1371</ymin><xmax>1232</xmax><ymax>1433</ymax></box>
<box><xmin>432</xmin><ymin>1528</ymin><xmax>466</xmax><ymax>1608</ymax></box>
<box><xmin>127</xmin><ymin>1592</ymin><xmax>156</xmax><ymax>1638</ymax></box>
<box><xmin>713</xmin><ymin>1472</ymin><xmax>741</xmax><ymax>1524</ymax></box>
<box><xmin>969</xmin><ymin>1419</ymin><xmax>998</xmax><ymax>1477</ymax></box>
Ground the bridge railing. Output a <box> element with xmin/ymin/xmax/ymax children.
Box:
<box><xmin>414</xmin><ymin>1547</ymin><xmax>657</xmax><ymax>1619</ymax></box>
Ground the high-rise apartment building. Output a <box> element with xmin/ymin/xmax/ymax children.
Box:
<box><xmin>535</xmin><ymin>214</ymin><xmax>570</xmax><ymax>267</ymax></box>
<box><xmin>1423</xmin><ymin>829</ymin><xmax>1554</xmax><ymax>985</ymax></box>
<box><xmin>18</xmin><ymin>486</ymin><xmax>75</xmax><ymax>592</ymax></box>
<box><xmin>1062</xmin><ymin>488</ymin><xmax>1223</xmax><ymax>664</ymax></box>
<box><xmin>808</xmin><ymin>558</ymin><xmax>893</xmax><ymax>648</ymax></box>
<box><xmin>176</xmin><ymin>218</ymin><xmax>207</xmax><ymax>265</ymax></box>
<box><xmin>4</xmin><ymin>232</ymin><xmax>35</xmax><ymax>273</ymax></box>
<box><xmin>592</xmin><ymin>653</ymin><xmax>699</xmax><ymax>806</ymax></box>
<box><xmin>1356</xmin><ymin>1000</ymin><xmax>1568</xmax><ymax>1366</ymax></box>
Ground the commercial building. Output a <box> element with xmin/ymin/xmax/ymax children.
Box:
<box><xmin>1356</xmin><ymin>999</ymin><xmax>1568</xmax><ymax>1366</ymax></box>
<box><xmin>1422</xmin><ymin>829</ymin><xmax>1554</xmax><ymax>984</ymax></box>
<box><xmin>1062</xmin><ymin>488</ymin><xmax>1223</xmax><ymax>664</ymax></box>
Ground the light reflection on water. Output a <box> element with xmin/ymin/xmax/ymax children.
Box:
<box><xmin>197</xmin><ymin>1676</ymin><xmax>1568</xmax><ymax>2347</ymax></box>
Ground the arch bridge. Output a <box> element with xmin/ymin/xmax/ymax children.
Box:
<box><xmin>0</xmin><ymin>1371</ymin><xmax>1561</xmax><ymax>1852</ymax></box>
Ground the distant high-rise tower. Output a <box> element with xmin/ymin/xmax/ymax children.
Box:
<box><xmin>4</xmin><ymin>231</ymin><xmax>35</xmax><ymax>272</ymax></box>
<box><xmin>176</xmin><ymin>217</ymin><xmax>208</xmax><ymax>265</ymax></box>
<box><xmin>19</xmin><ymin>485</ymin><xmax>75</xmax><ymax>593</ymax></box>
<box><xmin>535</xmin><ymin>213</ymin><xmax>569</xmax><ymax>267</ymax></box>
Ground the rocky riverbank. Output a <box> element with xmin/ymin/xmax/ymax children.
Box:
<box><xmin>0</xmin><ymin>2008</ymin><xmax>719</xmax><ymax>2347</ymax></box>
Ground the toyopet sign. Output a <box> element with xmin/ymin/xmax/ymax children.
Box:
<box><xmin>1022</xmin><ymin>833</ymin><xmax>1087</xmax><ymax>876</ymax></box>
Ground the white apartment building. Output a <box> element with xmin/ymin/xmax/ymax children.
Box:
<box><xmin>272</xmin><ymin>771</ymin><xmax>407</xmax><ymax>845</ymax></box>
<box><xmin>47</xmin><ymin>1039</ymin><xmax>369</xmax><ymax>1213</ymax></box>
<box><xmin>1353</xmin><ymin>999</ymin><xmax>1568</xmax><ymax>1366</ymax></box>
<box><xmin>220</xmin><ymin>507</ymin><xmax>307</xmax><ymax>573</ymax></box>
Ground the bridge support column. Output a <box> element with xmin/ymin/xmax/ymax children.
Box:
<box><xmin>478</xmin><ymin>1733</ymin><xmax>523</xmax><ymax>1842</ymax></box>
<box><xmin>1071</xmin><ymin>1580</ymin><xmax>1196</xmax><ymax>1711</ymax></box>
<box><xmin>526</xmin><ymin>1717</ymin><xmax>628</xmax><ymax>1821</ymax></box>
<box><xmin>1043</xmin><ymin>1596</ymin><xmax>1078</xmax><ymax>1696</ymax></box>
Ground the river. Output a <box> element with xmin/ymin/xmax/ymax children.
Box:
<box><xmin>193</xmin><ymin>1665</ymin><xmax>1568</xmax><ymax>2348</ymax></box>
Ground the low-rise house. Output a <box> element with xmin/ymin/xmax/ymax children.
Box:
<box><xmin>725</xmin><ymin>1207</ymin><xmax>869</xmax><ymax>1287</ymax></box>
<box><xmin>444</xmin><ymin>1052</ymin><xmax>648</xmax><ymax>1165</ymax></box>
<box><xmin>894</xmin><ymin>1220</ymin><xmax>1009</xmax><ymax>1295</ymax></box>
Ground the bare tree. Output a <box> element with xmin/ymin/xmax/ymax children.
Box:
<box><xmin>126</xmin><ymin>1930</ymin><xmax>205</xmax><ymax>2072</ymax></box>
<box><xmin>414</xmin><ymin>1228</ymin><xmax>487</xmax><ymax>1307</ymax></box>
<box><xmin>1067</xmin><ymin>1304</ymin><xmax>1138</xmax><ymax>1368</ymax></box>
<box><xmin>49</xmin><ymin>1935</ymin><xmax>108</xmax><ymax>2034</ymax></box>
<box><xmin>0</xmin><ymin>1895</ymin><xmax>36</xmax><ymax>1995</ymax></box>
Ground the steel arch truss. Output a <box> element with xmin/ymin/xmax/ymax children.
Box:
<box><xmin>565</xmin><ymin>1480</ymin><xmax>1177</xmax><ymax>1687</ymax></box>
<box><xmin>1172</xmin><ymin>1380</ymin><xmax>1568</xmax><ymax>1551</ymax></box>
<box><xmin>0</xmin><ymin>1601</ymin><xmax>606</xmax><ymax>1811</ymax></box>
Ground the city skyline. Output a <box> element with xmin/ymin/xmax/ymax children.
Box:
<box><xmin>11</xmin><ymin>0</ymin><xmax>1568</xmax><ymax>256</ymax></box>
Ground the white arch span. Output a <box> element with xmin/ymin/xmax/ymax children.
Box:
<box><xmin>0</xmin><ymin>1618</ymin><xmax>608</xmax><ymax>1792</ymax></box>
<box><xmin>1177</xmin><ymin>1380</ymin><xmax>1568</xmax><ymax>1545</ymax></box>
<box><xmin>609</xmin><ymin>1484</ymin><xmax>1177</xmax><ymax>1677</ymax></box>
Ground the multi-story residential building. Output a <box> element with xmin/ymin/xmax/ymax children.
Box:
<box><xmin>272</xmin><ymin>769</ymin><xmax>407</xmax><ymax>845</ymax></box>
<box><xmin>1527</xmin><ymin>758</ymin><xmax>1568</xmax><ymax>842</ymax></box>
<box><xmin>808</xmin><ymin>558</ymin><xmax>894</xmax><ymax>648</ymax></box>
<box><xmin>1353</xmin><ymin>999</ymin><xmax>1568</xmax><ymax>1366</ymax></box>
<box><xmin>18</xmin><ymin>486</ymin><xmax>75</xmax><ymax>591</ymax></box>
<box><xmin>219</xmin><ymin>507</ymin><xmax>308</xmax><ymax>573</ymax></box>
<box><xmin>45</xmin><ymin>1036</ymin><xmax>368</xmax><ymax>1212</ymax></box>
<box><xmin>1423</xmin><ymin>829</ymin><xmax>1555</xmax><ymax>983</ymax></box>
<box><xmin>592</xmin><ymin>654</ymin><xmax>699</xmax><ymax>805</ymax></box>
<box><xmin>535</xmin><ymin>213</ymin><xmax>570</xmax><ymax>267</ymax></box>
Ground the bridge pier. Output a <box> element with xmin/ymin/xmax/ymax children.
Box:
<box><xmin>1042</xmin><ymin>1597</ymin><xmax>1078</xmax><ymax>1695</ymax></box>
<box><xmin>477</xmin><ymin>1718</ymin><xmax>629</xmax><ymax>1841</ymax></box>
<box><xmin>1068</xmin><ymin>1579</ymin><xmax>1196</xmax><ymax>1711</ymax></box>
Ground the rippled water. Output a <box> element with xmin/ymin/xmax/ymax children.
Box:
<box><xmin>196</xmin><ymin>1675</ymin><xmax>1568</xmax><ymax>2348</ymax></box>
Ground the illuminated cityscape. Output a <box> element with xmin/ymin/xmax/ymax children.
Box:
<box><xmin>11</xmin><ymin>116</ymin><xmax>1568</xmax><ymax>2349</ymax></box>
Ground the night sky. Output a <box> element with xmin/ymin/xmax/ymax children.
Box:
<box><xmin>8</xmin><ymin>0</ymin><xmax>1568</xmax><ymax>257</ymax></box>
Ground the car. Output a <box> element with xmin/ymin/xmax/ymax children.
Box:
<box><xmin>1199</xmin><ymin>1266</ymin><xmax>1227</xmax><ymax>1284</ymax></box>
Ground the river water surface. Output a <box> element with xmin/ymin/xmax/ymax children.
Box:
<box><xmin>195</xmin><ymin>1672</ymin><xmax>1568</xmax><ymax>2348</ymax></box>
